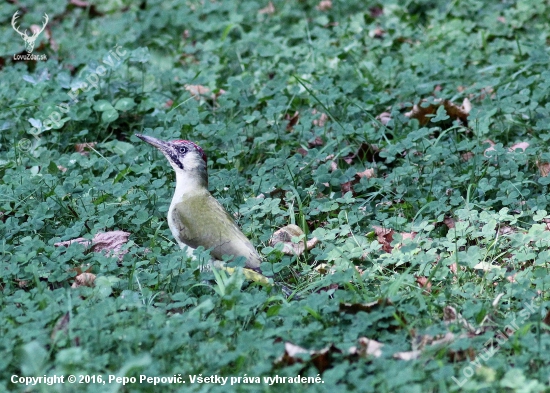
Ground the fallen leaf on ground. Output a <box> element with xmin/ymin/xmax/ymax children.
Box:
<box><xmin>483</xmin><ymin>139</ymin><xmax>496</xmax><ymax>156</ymax></box>
<box><xmin>51</xmin><ymin>312</ymin><xmax>70</xmax><ymax>341</ymax></box>
<box><xmin>340</xmin><ymin>181</ymin><xmax>354</xmax><ymax>196</ymax></box>
<box><xmin>509</xmin><ymin>142</ymin><xmax>529</xmax><ymax>152</ymax></box>
<box><xmin>185</xmin><ymin>84</ymin><xmax>211</xmax><ymax>99</ymax></box>
<box><xmin>373</xmin><ymin>226</ymin><xmax>394</xmax><ymax>253</ymax></box>
<box><xmin>312</xmin><ymin>110</ymin><xmax>328</xmax><ymax>127</ymax></box>
<box><xmin>349</xmin><ymin>337</ymin><xmax>383</xmax><ymax>358</ymax></box>
<box><xmin>275</xmin><ymin>342</ymin><xmax>340</xmax><ymax>373</ymax></box>
<box><xmin>370</xmin><ymin>28</ymin><xmax>385</xmax><ymax>39</ymax></box>
<box><xmin>75</xmin><ymin>142</ymin><xmax>97</xmax><ymax>155</ymax></box>
<box><xmin>393</xmin><ymin>350</ymin><xmax>421</xmax><ymax>360</ymax></box>
<box><xmin>340</xmin><ymin>300</ymin><xmax>383</xmax><ymax>314</ymax></box>
<box><xmin>370</xmin><ymin>6</ymin><xmax>383</xmax><ymax>18</ymax></box>
<box><xmin>344</xmin><ymin>143</ymin><xmax>381</xmax><ymax>164</ymax></box>
<box><xmin>415</xmin><ymin>276</ymin><xmax>432</xmax><ymax>293</ymax></box>
<box><xmin>308</xmin><ymin>135</ymin><xmax>324</xmax><ymax>147</ymax></box>
<box><xmin>71</xmin><ymin>272</ymin><xmax>96</xmax><ymax>288</ymax></box>
<box><xmin>376</xmin><ymin>112</ymin><xmax>391</xmax><ymax>126</ymax></box>
<box><xmin>55</xmin><ymin>230</ymin><xmax>130</xmax><ymax>260</ymax></box>
<box><xmin>405</xmin><ymin>98</ymin><xmax>471</xmax><ymax>126</ymax></box>
<box><xmin>16</xmin><ymin>279</ymin><xmax>28</xmax><ymax>289</ymax></box>
<box><xmin>285</xmin><ymin>111</ymin><xmax>299</xmax><ymax>131</ymax></box>
<box><xmin>536</xmin><ymin>161</ymin><xmax>550</xmax><ymax>177</ymax></box>
<box><xmin>269</xmin><ymin>224</ymin><xmax>318</xmax><ymax>256</ymax></box>
<box><xmin>449</xmin><ymin>263</ymin><xmax>458</xmax><ymax>275</ymax></box>
<box><xmin>259</xmin><ymin>2</ymin><xmax>275</xmax><ymax>14</ymax></box>
<box><xmin>316</xmin><ymin>0</ymin><xmax>332</xmax><ymax>11</ymax></box>
<box><xmin>444</xmin><ymin>306</ymin><xmax>476</xmax><ymax>332</ymax></box>
<box><xmin>356</xmin><ymin>168</ymin><xmax>376</xmax><ymax>179</ymax></box>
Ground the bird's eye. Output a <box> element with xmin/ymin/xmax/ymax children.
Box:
<box><xmin>178</xmin><ymin>146</ymin><xmax>187</xmax><ymax>154</ymax></box>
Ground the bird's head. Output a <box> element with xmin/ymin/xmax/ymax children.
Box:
<box><xmin>136</xmin><ymin>134</ymin><xmax>208</xmax><ymax>186</ymax></box>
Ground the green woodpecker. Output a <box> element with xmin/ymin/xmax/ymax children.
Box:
<box><xmin>136</xmin><ymin>134</ymin><xmax>264</xmax><ymax>276</ymax></box>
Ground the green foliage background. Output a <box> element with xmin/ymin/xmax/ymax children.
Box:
<box><xmin>1</xmin><ymin>0</ymin><xmax>550</xmax><ymax>391</ymax></box>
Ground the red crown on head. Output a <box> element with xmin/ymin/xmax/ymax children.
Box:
<box><xmin>173</xmin><ymin>140</ymin><xmax>207</xmax><ymax>163</ymax></box>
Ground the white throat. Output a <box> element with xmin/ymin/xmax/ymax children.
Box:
<box><xmin>173</xmin><ymin>170</ymin><xmax>200</xmax><ymax>199</ymax></box>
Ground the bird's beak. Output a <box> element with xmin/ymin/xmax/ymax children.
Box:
<box><xmin>135</xmin><ymin>134</ymin><xmax>170</xmax><ymax>150</ymax></box>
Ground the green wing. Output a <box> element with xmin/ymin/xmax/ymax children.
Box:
<box><xmin>173</xmin><ymin>190</ymin><xmax>261</xmax><ymax>269</ymax></box>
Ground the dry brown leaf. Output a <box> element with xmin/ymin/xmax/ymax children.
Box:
<box><xmin>443</xmin><ymin>306</ymin><xmax>476</xmax><ymax>332</ymax></box>
<box><xmin>339</xmin><ymin>168</ymin><xmax>375</xmax><ymax>198</ymax></box>
<box><xmin>479</xmin><ymin>86</ymin><xmax>495</xmax><ymax>100</ymax></box>
<box><xmin>71</xmin><ymin>272</ymin><xmax>96</xmax><ymax>288</ymax></box>
<box><xmin>356</xmin><ymin>168</ymin><xmax>375</xmax><ymax>179</ymax></box>
<box><xmin>340</xmin><ymin>181</ymin><xmax>354</xmax><ymax>196</ymax></box>
<box><xmin>369</xmin><ymin>6</ymin><xmax>383</xmax><ymax>18</ymax></box>
<box><xmin>339</xmin><ymin>299</ymin><xmax>401</xmax><ymax>319</ymax></box>
<box><xmin>72</xmin><ymin>264</ymin><xmax>93</xmax><ymax>276</ymax></box>
<box><xmin>51</xmin><ymin>312</ymin><xmax>70</xmax><ymax>341</ymax></box>
<box><xmin>316</xmin><ymin>0</ymin><xmax>332</xmax><ymax>11</ymax></box>
<box><xmin>344</xmin><ymin>143</ymin><xmax>380</xmax><ymax>164</ymax></box>
<box><xmin>55</xmin><ymin>231</ymin><xmax>130</xmax><ymax>261</ymax></box>
<box><xmin>415</xmin><ymin>276</ymin><xmax>431</xmax><ymax>293</ymax></box>
<box><xmin>312</xmin><ymin>110</ymin><xmax>329</xmax><ymax>127</ymax></box>
<box><xmin>285</xmin><ymin>111</ymin><xmax>300</xmax><ymax>131</ymax></box>
<box><xmin>373</xmin><ymin>226</ymin><xmax>394</xmax><ymax>253</ymax></box>
<box><xmin>443</xmin><ymin>217</ymin><xmax>455</xmax><ymax>229</ymax></box>
<box><xmin>259</xmin><ymin>1</ymin><xmax>275</xmax><ymax>14</ymax></box>
<box><xmin>536</xmin><ymin>161</ymin><xmax>550</xmax><ymax>177</ymax></box>
<box><xmin>449</xmin><ymin>263</ymin><xmax>458</xmax><ymax>275</ymax></box>
<box><xmin>443</xmin><ymin>306</ymin><xmax>458</xmax><ymax>322</ymax></box>
<box><xmin>376</xmin><ymin>111</ymin><xmax>392</xmax><ymax>126</ymax></box>
<box><xmin>396</xmin><ymin>332</ymin><xmax>473</xmax><ymax>362</ymax></box>
<box><xmin>404</xmin><ymin>98</ymin><xmax>471</xmax><ymax>126</ymax></box>
<box><xmin>392</xmin><ymin>232</ymin><xmax>417</xmax><ymax>252</ymax></box>
<box><xmin>308</xmin><ymin>135</ymin><xmax>324</xmax><ymax>148</ymax></box>
<box><xmin>75</xmin><ymin>142</ymin><xmax>97</xmax><ymax>155</ymax></box>
<box><xmin>314</xmin><ymin>263</ymin><xmax>333</xmax><ymax>275</ymax></box>
<box><xmin>269</xmin><ymin>188</ymin><xmax>286</xmax><ymax>199</ymax></box>
<box><xmin>185</xmin><ymin>84</ymin><xmax>211</xmax><ymax>99</ymax></box>
<box><xmin>483</xmin><ymin>139</ymin><xmax>496</xmax><ymax>156</ymax></box>
<box><xmin>269</xmin><ymin>224</ymin><xmax>318</xmax><ymax>256</ymax></box>
<box><xmin>401</xmin><ymin>232</ymin><xmax>416</xmax><ymax>241</ymax></box>
<box><xmin>498</xmin><ymin>226</ymin><xmax>514</xmax><ymax>235</ymax></box>
<box><xmin>370</xmin><ymin>28</ymin><xmax>385</xmax><ymax>39</ymax></box>
<box><xmin>276</xmin><ymin>342</ymin><xmax>340</xmax><ymax>373</ymax></box>
<box><xmin>461</xmin><ymin>152</ymin><xmax>474</xmax><ymax>161</ymax></box>
<box><xmin>506</xmin><ymin>274</ymin><xmax>517</xmax><ymax>283</ymax></box>
<box><xmin>44</xmin><ymin>25</ymin><xmax>59</xmax><ymax>52</ymax></box>
<box><xmin>509</xmin><ymin>142</ymin><xmax>529</xmax><ymax>152</ymax></box>
<box><xmin>349</xmin><ymin>337</ymin><xmax>384</xmax><ymax>358</ymax></box>
<box><xmin>16</xmin><ymin>279</ymin><xmax>28</xmax><ymax>289</ymax></box>
<box><xmin>393</xmin><ymin>350</ymin><xmax>421</xmax><ymax>360</ymax></box>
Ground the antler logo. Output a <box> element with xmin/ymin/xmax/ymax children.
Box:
<box><xmin>11</xmin><ymin>11</ymin><xmax>49</xmax><ymax>54</ymax></box>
